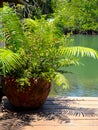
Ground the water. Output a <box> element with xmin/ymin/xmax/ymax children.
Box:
<box><xmin>50</xmin><ymin>35</ymin><xmax>98</xmax><ymax>97</ymax></box>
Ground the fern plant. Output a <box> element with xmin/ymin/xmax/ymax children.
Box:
<box><xmin>0</xmin><ymin>6</ymin><xmax>98</xmax><ymax>89</ymax></box>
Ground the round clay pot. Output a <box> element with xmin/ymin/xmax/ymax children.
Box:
<box><xmin>2</xmin><ymin>77</ymin><xmax>51</xmax><ymax>109</ymax></box>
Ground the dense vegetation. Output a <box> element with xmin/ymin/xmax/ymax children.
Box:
<box><xmin>53</xmin><ymin>0</ymin><xmax>98</xmax><ymax>34</ymax></box>
<box><xmin>3</xmin><ymin>0</ymin><xmax>98</xmax><ymax>34</ymax></box>
<box><xmin>2</xmin><ymin>0</ymin><xmax>98</xmax><ymax>34</ymax></box>
<box><xmin>1</xmin><ymin>6</ymin><xmax>98</xmax><ymax>89</ymax></box>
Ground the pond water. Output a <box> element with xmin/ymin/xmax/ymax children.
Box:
<box><xmin>50</xmin><ymin>35</ymin><xmax>98</xmax><ymax>97</ymax></box>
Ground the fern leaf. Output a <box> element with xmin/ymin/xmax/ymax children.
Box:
<box><xmin>59</xmin><ymin>46</ymin><xmax>98</xmax><ymax>59</ymax></box>
<box><xmin>0</xmin><ymin>49</ymin><xmax>23</xmax><ymax>74</ymax></box>
<box><xmin>1</xmin><ymin>6</ymin><xmax>27</xmax><ymax>51</ymax></box>
<box><xmin>53</xmin><ymin>72</ymin><xmax>69</xmax><ymax>89</ymax></box>
<box><xmin>58</xmin><ymin>58</ymin><xmax>80</xmax><ymax>67</ymax></box>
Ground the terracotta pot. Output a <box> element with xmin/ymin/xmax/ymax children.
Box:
<box><xmin>2</xmin><ymin>77</ymin><xmax>51</xmax><ymax>108</ymax></box>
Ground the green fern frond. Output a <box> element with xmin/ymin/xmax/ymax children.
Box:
<box><xmin>53</xmin><ymin>72</ymin><xmax>69</xmax><ymax>89</ymax></box>
<box><xmin>58</xmin><ymin>58</ymin><xmax>80</xmax><ymax>67</ymax></box>
<box><xmin>59</xmin><ymin>46</ymin><xmax>98</xmax><ymax>59</ymax></box>
<box><xmin>0</xmin><ymin>49</ymin><xmax>23</xmax><ymax>75</ymax></box>
<box><xmin>0</xmin><ymin>6</ymin><xmax>27</xmax><ymax>51</ymax></box>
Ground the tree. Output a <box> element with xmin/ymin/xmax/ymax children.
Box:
<box><xmin>0</xmin><ymin>0</ymin><xmax>53</xmax><ymax>19</ymax></box>
<box><xmin>53</xmin><ymin>0</ymin><xmax>98</xmax><ymax>34</ymax></box>
<box><xmin>0</xmin><ymin>0</ymin><xmax>27</xmax><ymax>7</ymax></box>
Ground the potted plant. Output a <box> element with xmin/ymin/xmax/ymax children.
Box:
<box><xmin>0</xmin><ymin>6</ymin><xmax>98</xmax><ymax>108</ymax></box>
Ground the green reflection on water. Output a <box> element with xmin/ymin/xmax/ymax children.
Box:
<box><xmin>50</xmin><ymin>35</ymin><xmax>98</xmax><ymax>97</ymax></box>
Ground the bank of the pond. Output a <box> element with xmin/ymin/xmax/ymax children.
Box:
<box><xmin>64</xmin><ymin>29</ymin><xmax>98</xmax><ymax>35</ymax></box>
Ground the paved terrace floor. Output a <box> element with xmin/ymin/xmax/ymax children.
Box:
<box><xmin>0</xmin><ymin>96</ymin><xmax>98</xmax><ymax>130</ymax></box>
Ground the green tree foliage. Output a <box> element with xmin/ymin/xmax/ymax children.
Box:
<box><xmin>53</xmin><ymin>0</ymin><xmax>98</xmax><ymax>34</ymax></box>
<box><xmin>4</xmin><ymin>0</ymin><xmax>54</xmax><ymax>19</ymax></box>
<box><xmin>2</xmin><ymin>0</ymin><xmax>98</xmax><ymax>34</ymax></box>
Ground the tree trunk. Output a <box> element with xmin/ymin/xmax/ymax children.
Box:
<box><xmin>0</xmin><ymin>0</ymin><xmax>3</xmax><ymax>7</ymax></box>
<box><xmin>0</xmin><ymin>0</ymin><xmax>27</xmax><ymax>7</ymax></box>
